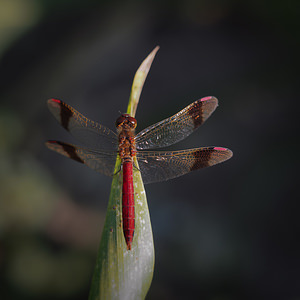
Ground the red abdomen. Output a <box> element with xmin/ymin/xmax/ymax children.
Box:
<box><xmin>122</xmin><ymin>160</ymin><xmax>135</xmax><ymax>250</ymax></box>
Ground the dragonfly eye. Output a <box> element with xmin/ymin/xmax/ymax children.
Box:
<box><xmin>128</xmin><ymin>116</ymin><xmax>137</xmax><ymax>128</ymax></box>
<box><xmin>115</xmin><ymin>115</ymin><xmax>126</xmax><ymax>127</ymax></box>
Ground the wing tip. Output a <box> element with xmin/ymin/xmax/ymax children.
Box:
<box><xmin>45</xmin><ymin>140</ymin><xmax>61</xmax><ymax>150</ymax></box>
<box><xmin>200</xmin><ymin>96</ymin><xmax>218</xmax><ymax>104</ymax></box>
<box><xmin>214</xmin><ymin>146</ymin><xmax>230</xmax><ymax>151</ymax></box>
<box><xmin>213</xmin><ymin>146</ymin><xmax>233</xmax><ymax>159</ymax></box>
<box><xmin>48</xmin><ymin>98</ymin><xmax>61</xmax><ymax>103</ymax></box>
<box><xmin>47</xmin><ymin>98</ymin><xmax>62</xmax><ymax>108</ymax></box>
<box><xmin>45</xmin><ymin>140</ymin><xmax>61</xmax><ymax>145</ymax></box>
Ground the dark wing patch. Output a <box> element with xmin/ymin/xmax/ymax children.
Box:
<box><xmin>46</xmin><ymin>140</ymin><xmax>117</xmax><ymax>176</ymax></box>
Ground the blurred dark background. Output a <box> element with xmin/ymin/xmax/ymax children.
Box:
<box><xmin>0</xmin><ymin>0</ymin><xmax>299</xmax><ymax>299</ymax></box>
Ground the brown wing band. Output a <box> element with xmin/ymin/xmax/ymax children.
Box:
<box><xmin>52</xmin><ymin>141</ymin><xmax>84</xmax><ymax>163</ymax></box>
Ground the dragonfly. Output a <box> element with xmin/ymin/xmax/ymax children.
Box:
<box><xmin>46</xmin><ymin>96</ymin><xmax>232</xmax><ymax>250</ymax></box>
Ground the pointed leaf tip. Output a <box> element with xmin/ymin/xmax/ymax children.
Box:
<box><xmin>127</xmin><ymin>46</ymin><xmax>159</xmax><ymax>117</ymax></box>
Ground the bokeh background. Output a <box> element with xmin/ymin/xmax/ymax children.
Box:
<box><xmin>0</xmin><ymin>0</ymin><xmax>299</xmax><ymax>299</ymax></box>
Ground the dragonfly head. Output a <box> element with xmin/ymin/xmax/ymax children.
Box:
<box><xmin>116</xmin><ymin>114</ymin><xmax>137</xmax><ymax>130</ymax></box>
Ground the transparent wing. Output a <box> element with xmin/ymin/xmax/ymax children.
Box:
<box><xmin>47</xmin><ymin>99</ymin><xmax>118</xmax><ymax>150</ymax></box>
<box><xmin>136</xmin><ymin>147</ymin><xmax>232</xmax><ymax>184</ymax></box>
<box><xmin>135</xmin><ymin>96</ymin><xmax>218</xmax><ymax>150</ymax></box>
<box><xmin>46</xmin><ymin>141</ymin><xmax>117</xmax><ymax>176</ymax></box>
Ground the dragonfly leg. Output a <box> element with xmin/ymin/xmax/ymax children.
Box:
<box><xmin>113</xmin><ymin>164</ymin><xmax>122</xmax><ymax>176</ymax></box>
<box><xmin>132</xmin><ymin>162</ymin><xmax>140</xmax><ymax>172</ymax></box>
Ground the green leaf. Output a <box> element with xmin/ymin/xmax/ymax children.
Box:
<box><xmin>89</xmin><ymin>47</ymin><xmax>159</xmax><ymax>300</ymax></box>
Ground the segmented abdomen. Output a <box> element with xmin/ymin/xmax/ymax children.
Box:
<box><xmin>122</xmin><ymin>160</ymin><xmax>135</xmax><ymax>250</ymax></box>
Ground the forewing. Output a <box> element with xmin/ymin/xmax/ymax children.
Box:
<box><xmin>46</xmin><ymin>141</ymin><xmax>117</xmax><ymax>176</ymax></box>
<box><xmin>136</xmin><ymin>147</ymin><xmax>232</xmax><ymax>184</ymax></box>
<box><xmin>135</xmin><ymin>96</ymin><xmax>218</xmax><ymax>150</ymax></box>
<box><xmin>47</xmin><ymin>99</ymin><xmax>118</xmax><ymax>150</ymax></box>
